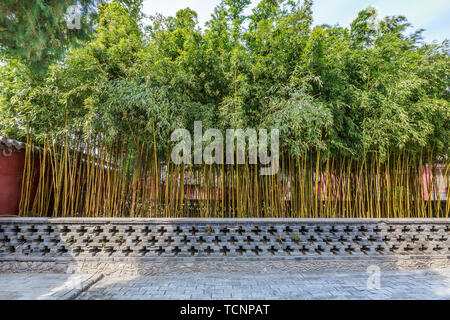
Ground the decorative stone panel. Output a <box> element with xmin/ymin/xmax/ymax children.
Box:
<box><xmin>0</xmin><ymin>218</ymin><xmax>449</xmax><ymax>262</ymax></box>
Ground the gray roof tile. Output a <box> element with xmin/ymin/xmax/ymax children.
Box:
<box><xmin>0</xmin><ymin>136</ymin><xmax>28</xmax><ymax>152</ymax></box>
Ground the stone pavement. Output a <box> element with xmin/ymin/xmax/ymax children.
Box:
<box><xmin>0</xmin><ymin>273</ymin><xmax>102</xmax><ymax>300</ymax></box>
<box><xmin>77</xmin><ymin>268</ymin><xmax>450</xmax><ymax>300</ymax></box>
<box><xmin>1</xmin><ymin>268</ymin><xmax>449</xmax><ymax>300</ymax></box>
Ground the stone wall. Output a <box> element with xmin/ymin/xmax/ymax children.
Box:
<box><xmin>1</xmin><ymin>218</ymin><xmax>449</xmax><ymax>262</ymax></box>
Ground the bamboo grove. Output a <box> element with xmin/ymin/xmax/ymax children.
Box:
<box><xmin>1</xmin><ymin>1</ymin><xmax>449</xmax><ymax>218</ymax></box>
<box><xmin>19</xmin><ymin>129</ymin><xmax>449</xmax><ymax>218</ymax></box>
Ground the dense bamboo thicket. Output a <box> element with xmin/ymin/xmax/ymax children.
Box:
<box><xmin>2</xmin><ymin>1</ymin><xmax>449</xmax><ymax>218</ymax></box>
<box><xmin>19</xmin><ymin>131</ymin><xmax>449</xmax><ymax>218</ymax></box>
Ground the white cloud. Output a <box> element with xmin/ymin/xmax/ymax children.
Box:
<box><xmin>313</xmin><ymin>0</ymin><xmax>450</xmax><ymax>42</ymax></box>
<box><xmin>142</xmin><ymin>0</ymin><xmax>449</xmax><ymax>42</ymax></box>
<box><xmin>142</xmin><ymin>0</ymin><xmax>221</xmax><ymax>28</ymax></box>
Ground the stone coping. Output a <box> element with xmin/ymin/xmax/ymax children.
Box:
<box><xmin>1</xmin><ymin>217</ymin><xmax>449</xmax><ymax>224</ymax></box>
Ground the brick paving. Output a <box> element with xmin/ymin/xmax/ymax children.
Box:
<box><xmin>1</xmin><ymin>267</ymin><xmax>449</xmax><ymax>300</ymax></box>
<box><xmin>0</xmin><ymin>273</ymin><xmax>101</xmax><ymax>300</ymax></box>
<box><xmin>77</xmin><ymin>268</ymin><xmax>450</xmax><ymax>300</ymax></box>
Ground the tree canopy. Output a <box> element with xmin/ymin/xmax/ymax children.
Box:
<box><xmin>0</xmin><ymin>0</ymin><xmax>143</xmax><ymax>72</ymax></box>
<box><xmin>0</xmin><ymin>0</ymin><xmax>448</xmax><ymax>161</ymax></box>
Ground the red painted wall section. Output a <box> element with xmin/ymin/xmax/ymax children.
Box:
<box><xmin>0</xmin><ymin>151</ymin><xmax>39</xmax><ymax>216</ymax></box>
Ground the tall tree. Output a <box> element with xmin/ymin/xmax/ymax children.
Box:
<box><xmin>0</xmin><ymin>0</ymin><xmax>102</xmax><ymax>71</ymax></box>
<box><xmin>0</xmin><ymin>0</ymin><xmax>143</xmax><ymax>72</ymax></box>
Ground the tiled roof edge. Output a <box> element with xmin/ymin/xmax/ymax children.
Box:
<box><xmin>0</xmin><ymin>136</ymin><xmax>28</xmax><ymax>152</ymax></box>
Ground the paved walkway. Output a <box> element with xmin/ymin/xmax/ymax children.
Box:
<box><xmin>1</xmin><ymin>268</ymin><xmax>449</xmax><ymax>300</ymax></box>
<box><xmin>77</xmin><ymin>268</ymin><xmax>450</xmax><ymax>300</ymax></box>
<box><xmin>0</xmin><ymin>273</ymin><xmax>102</xmax><ymax>300</ymax></box>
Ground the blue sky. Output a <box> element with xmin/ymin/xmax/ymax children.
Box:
<box><xmin>142</xmin><ymin>0</ymin><xmax>449</xmax><ymax>43</ymax></box>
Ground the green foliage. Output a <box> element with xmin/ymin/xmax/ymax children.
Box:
<box><xmin>0</xmin><ymin>0</ymin><xmax>101</xmax><ymax>72</ymax></box>
<box><xmin>0</xmin><ymin>0</ymin><xmax>448</xmax><ymax>162</ymax></box>
<box><xmin>263</xmin><ymin>89</ymin><xmax>333</xmax><ymax>156</ymax></box>
<box><xmin>0</xmin><ymin>0</ymin><xmax>143</xmax><ymax>73</ymax></box>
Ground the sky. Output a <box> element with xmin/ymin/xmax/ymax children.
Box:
<box><xmin>142</xmin><ymin>0</ymin><xmax>450</xmax><ymax>43</ymax></box>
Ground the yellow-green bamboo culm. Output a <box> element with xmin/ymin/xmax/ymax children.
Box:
<box><xmin>19</xmin><ymin>133</ymin><xmax>449</xmax><ymax>218</ymax></box>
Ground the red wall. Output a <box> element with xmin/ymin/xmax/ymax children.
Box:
<box><xmin>0</xmin><ymin>150</ymin><xmax>39</xmax><ymax>216</ymax></box>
